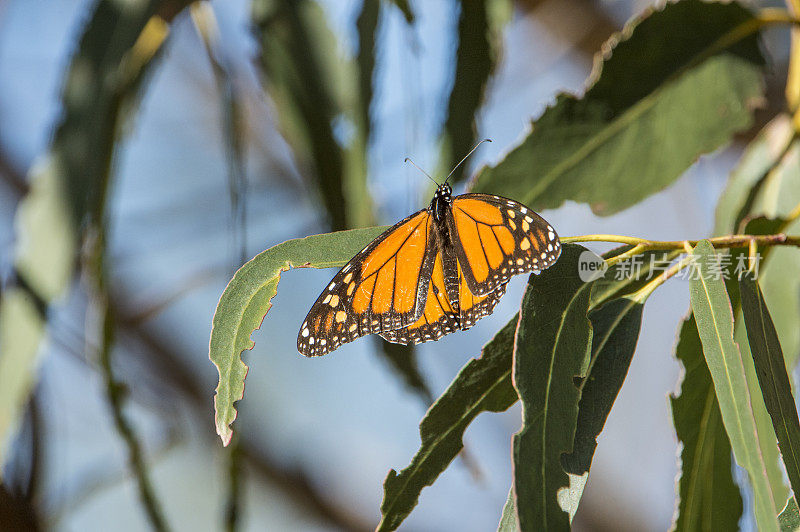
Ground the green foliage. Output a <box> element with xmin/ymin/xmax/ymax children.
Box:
<box><xmin>438</xmin><ymin>0</ymin><xmax>510</xmax><ymax>184</ymax></box>
<box><xmin>561</xmin><ymin>296</ymin><xmax>644</xmax><ymax>475</ymax></box>
<box><xmin>377</xmin><ymin>317</ymin><xmax>519</xmax><ymax>531</ymax></box>
<box><xmin>0</xmin><ymin>289</ymin><xmax>45</xmax><ymax>468</ymax></box>
<box><xmin>11</xmin><ymin>0</ymin><xmax>800</xmax><ymax>527</ymax></box>
<box><xmin>671</xmin><ymin>314</ymin><xmax>743</xmax><ymax>531</ymax></box>
<box><xmin>202</xmin><ymin>0</ymin><xmax>800</xmax><ymax>529</ymax></box>
<box><xmin>740</xmin><ymin>275</ymin><xmax>800</xmax><ymax>506</ymax></box>
<box><xmin>3</xmin><ymin>0</ymin><xmax>190</xmax><ymax>475</ymax></box>
<box><xmin>210</xmin><ymin>226</ymin><xmax>387</xmax><ymax>445</ymax></box>
<box><xmin>472</xmin><ymin>0</ymin><xmax>764</xmax><ymax>215</ymax></box>
<box><xmin>512</xmin><ymin>246</ymin><xmax>593</xmax><ymax>531</ymax></box>
<box><xmin>252</xmin><ymin>0</ymin><xmax>374</xmax><ymax>229</ymax></box>
<box><xmin>689</xmin><ymin>240</ymin><xmax>780</xmax><ymax>531</ymax></box>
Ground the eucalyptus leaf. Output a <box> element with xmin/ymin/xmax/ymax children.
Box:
<box><xmin>472</xmin><ymin>0</ymin><xmax>764</xmax><ymax>215</ymax></box>
<box><xmin>377</xmin><ymin>316</ymin><xmax>519</xmax><ymax>531</ymax></box>
<box><xmin>439</xmin><ymin>0</ymin><xmax>510</xmax><ymax>184</ymax></box>
<box><xmin>689</xmin><ymin>240</ymin><xmax>779</xmax><ymax>531</ymax></box>
<box><xmin>740</xmin><ymin>274</ymin><xmax>800</xmax><ymax>507</ymax></box>
<box><xmin>671</xmin><ymin>313</ymin><xmax>742</xmax><ymax>531</ymax></box>
<box><xmin>713</xmin><ymin>114</ymin><xmax>793</xmax><ymax>235</ymax></box>
<box><xmin>0</xmin><ymin>289</ymin><xmax>46</xmax><ymax>469</ymax></box>
<box><xmin>512</xmin><ymin>245</ymin><xmax>593</xmax><ymax>531</ymax></box>
<box><xmin>210</xmin><ymin>226</ymin><xmax>386</xmax><ymax>445</ymax></box>
<box><xmin>562</xmin><ymin>296</ymin><xmax>644</xmax><ymax>475</ymax></box>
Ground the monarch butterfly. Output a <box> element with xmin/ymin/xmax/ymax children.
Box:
<box><xmin>297</xmin><ymin>150</ymin><xmax>561</xmax><ymax>357</ymax></box>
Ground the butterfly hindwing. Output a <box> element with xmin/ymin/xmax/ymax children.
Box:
<box><xmin>447</xmin><ymin>193</ymin><xmax>561</xmax><ymax>296</ymax></box>
<box><xmin>380</xmin><ymin>255</ymin><xmax>509</xmax><ymax>346</ymax></box>
<box><xmin>379</xmin><ymin>250</ymin><xmax>460</xmax><ymax>345</ymax></box>
<box><xmin>298</xmin><ymin>210</ymin><xmax>435</xmax><ymax>356</ymax></box>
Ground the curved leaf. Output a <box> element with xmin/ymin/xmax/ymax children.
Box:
<box><xmin>210</xmin><ymin>226</ymin><xmax>386</xmax><ymax>445</ymax></box>
<box><xmin>472</xmin><ymin>0</ymin><xmax>764</xmax><ymax>215</ymax></box>
<box><xmin>689</xmin><ymin>240</ymin><xmax>779</xmax><ymax>531</ymax></box>
<box><xmin>740</xmin><ymin>275</ymin><xmax>800</xmax><ymax>506</ymax></box>
<box><xmin>512</xmin><ymin>245</ymin><xmax>593</xmax><ymax>531</ymax></box>
<box><xmin>561</xmin><ymin>296</ymin><xmax>644</xmax><ymax>475</ymax></box>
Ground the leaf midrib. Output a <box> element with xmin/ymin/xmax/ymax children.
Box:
<box><xmin>378</xmin><ymin>367</ymin><xmax>512</xmax><ymax>529</ymax></box>
<box><xmin>695</xmin><ymin>251</ymin><xmax>777</xmax><ymax>521</ymax></box>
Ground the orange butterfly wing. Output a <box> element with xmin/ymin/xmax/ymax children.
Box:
<box><xmin>298</xmin><ymin>210</ymin><xmax>435</xmax><ymax>356</ymax></box>
<box><xmin>447</xmin><ymin>193</ymin><xmax>561</xmax><ymax>296</ymax></box>
<box><xmin>380</xmin><ymin>258</ymin><xmax>508</xmax><ymax>345</ymax></box>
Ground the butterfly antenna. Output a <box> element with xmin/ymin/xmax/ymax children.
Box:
<box><xmin>404</xmin><ymin>157</ymin><xmax>440</xmax><ymax>186</ymax></box>
<box><xmin>445</xmin><ymin>138</ymin><xmax>492</xmax><ymax>183</ymax></box>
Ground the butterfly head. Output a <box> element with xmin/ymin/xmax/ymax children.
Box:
<box><xmin>430</xmin><ymin>183</ymin><xmax>452</xmax><ymax>222</ymax></box>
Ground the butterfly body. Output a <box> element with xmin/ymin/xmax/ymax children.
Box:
<box><xmin>298</xmin><ymin>184</ymin><xmax>561</xmax><ymax>356</ymax></box>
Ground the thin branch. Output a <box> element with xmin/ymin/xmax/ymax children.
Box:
<box><xmin>111</xmin><ymin>291</ymin><xmax>373</xmax><ymax>532</ymax></box>
<box><xmin>90</xmin><ymin>229</ymin><xmax>171</xmax><ymax>532</ymax></box>
<box><xmin>563</xmin><ymin>232</ymin><xmax>800</xmax><ymax>250</ymax></box>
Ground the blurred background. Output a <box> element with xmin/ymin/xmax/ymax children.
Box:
<box><xmin>0</xmin><ymin>0</ymin><xmax>791</xmax><ymax>530</ymax></box>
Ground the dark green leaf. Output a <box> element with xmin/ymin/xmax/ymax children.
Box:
<box><xmin>730</xmin><ymin>217</ymin><xmax>796</xmax><ymax>506</ymax></box>
<box><xmin>253</xmin><ymin>0</ymin><xmax>359</xmax><ymax>229</ymax></box>
<box><xmin>740</xmin><ymin>275</ymin><xmax>800</xmax><ymax>507</ymax></box>
<box><xmin>210</xmin><ymin>226</ymin><xmax>387</xmax><ymax>445</ymax></box>
<box><xmin>671</xmin><ymin>314</ymin><xmax>743</xmax><ymax>531</ymax></box>
<box><xmin>377</xmin><ymin>316</ymin><xmax>519</xmax><ymax>531</ymax></box>
<box><xmin>439</xmin><ymin>0</ymin><xmax>509</xmax><ymax>184</ymax></box>
<box><xmin>561</xmin><ymin>296</ymin><xmax>643</xmax><ymax>475</ymax></box>
<box><xmin>356</xmin><ymin>0</ymin><xmax>379</xmax><ymax>145</ymax></box>
<box><xmin>689</xmin><ymin>240</ymin><xmax>779</xmax><ymax>531</ymax></box>
<box><xmin>472</xmin><ymin>0</ymin><xmax>764</xmax><ymax>215</ymax></box>
<box><xmin>512</xmin><ymin>245</ymin><xmax>593</xmax><ymax>531</ymax></box>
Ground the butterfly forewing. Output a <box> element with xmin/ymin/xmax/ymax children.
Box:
<box><xmin>447</xmin><ymin>193</ymin><xmax>561</xmax><ymax>296</ymax></box>
<box><xmin>297</xmin><ymin>210</ymin><xmax>435</xmax><ymax>356</ymax></box>
<box><xmin>298</xmin><ymin>187</ymin><xmax>561</xmax><ymax>356</ymax></box>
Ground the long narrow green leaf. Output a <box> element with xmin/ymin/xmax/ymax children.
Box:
<box><xmin>512</xmin><ymin>245</ymin><xmax>593</xmax><ymax>531</ymax></box>
<box><xmin>210</xmin><ymin>226</ymin><xmax>386</xmax><ymax>445</ymax></box>
<box><xmin>730</xmin><ymin>218</ymin><xmax>794</xmax><ymax>506</ymax></box>
<box><xmin>713</xmin><ymin>114</ymin><xmax>794</xmax><ymax>235</ymax></box>
<box><xmin>356</xmin><ymin>0</ymin><xmax>379</xmax><ymax>143</ymax></box>
<box><xmin>740</xmin><ymin>275</ymin><xmax>800</xmax><ymax>506</ymax></box>
<box><xmin>472</xmin><ymin>0</ymin><xmax>764</xmax><ymax>215</ymax></box>
<box><xmin>561</xmin><ymin>296</ymin><xmax>644</xmax><ymax>475</ymax></box>
<box><xmin>439</xmin><ymin>0</ymin><xmax>510</xmax><ymax>184</ymax></box>
<box><xmin>253</xmin><ymin>0</ymin><xmax>376</xmax><ymax>229</ymax></box>
<box><xmin>377</xmin><ymin>316</ymin><xmax>520</xmax><ymax>531</ymax></box>
<box><xmin>0</xmin><ymin>289</ymin><xmax>46</xmax><ymax>468</ymax></box>
<box><xmin>689</xmin><ymin>240</ymin><xmax>779</xmax><ymax>531</ymax></box>
<box><xmin>671</xmin><ymin>313</ymin><xmax>743</xmax><ymax>531</ymax></box>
